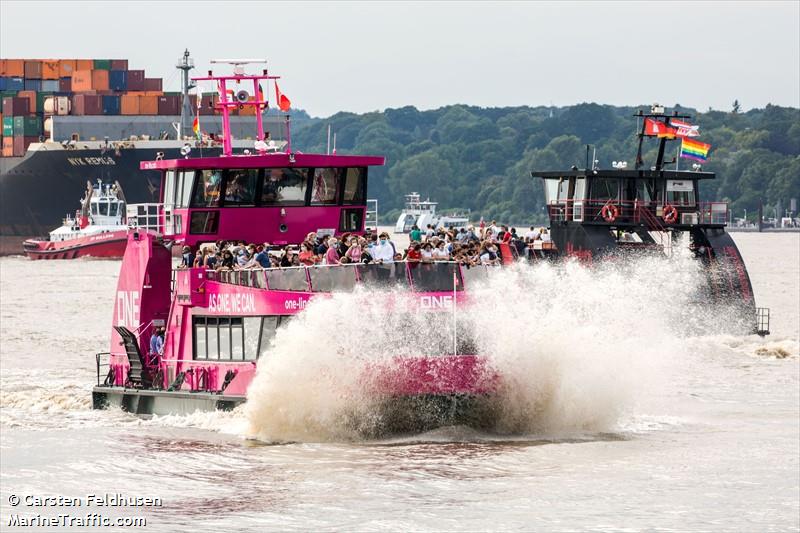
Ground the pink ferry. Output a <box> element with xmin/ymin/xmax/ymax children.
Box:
<box><xmin>23</xmin><ymin>180</ymin><xmax>130</xmax><ymax>259</ymax></box>
<box><xmin>92</xmin><ymin>62</ymin><xmax>498</xmax><ymax>432</ymax></box>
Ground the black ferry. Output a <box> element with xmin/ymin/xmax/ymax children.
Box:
<box><xmin>530</xmin><ymin>105</ymin><xmax>770</xmax><ymax>336</ymax></box>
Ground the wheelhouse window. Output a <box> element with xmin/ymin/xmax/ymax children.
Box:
<box><xmin>224</xmin><ymin>169</ymin><xmax>258</xmax><ymax>206</ymax></box>
<box><xmin>191</xmin><ymin>170</ymin><xmax>223</xmax><ymax>207</ymax></box>
<box><xmin>343</xmin><ymin>167</ymin><xmax>366</xmax><ymax>204</ymax></box>
<box><xmin>91</xmin><ymin>203</ymin><xmax>98</xmax><ymax>215</ymax></box>
<box><xmin>543</xmin><ymin>178</ymin><xmax>560</xmax><ymax>204</ymax></box>
<box><xmin>99</xmin><ymin>201</ymin><xmax>109</xmax><ymax>216</ymax></box>
<box><xmin>261</xmin><ymin>168</ymin><xmax>309</xmax><ymax>205</ymax></box>
<box><xmin>636</xmin><ymin>179</ymin><xmax>655</xmax><ymax>203</ymax></box>
<box><xmin>109</xmin><ymin>202</ymin><xmax>119</xmax><ymax>217</ymax></box>
<box><xmin>591</xmin><ymin>178</ymin><xmax>620</xmax><ymax>202</ymax></box>
<box><xmin>178</xmin><ymin>171</ymin><xmax>194</xmax><ymax>207</ymax></box>
<box><xmin>311</xmin><ymin>168</ymin><xmax>341</xmax><ymax>205</ymax></box>
<box><xmin>666</xmin><ymin>179</ymin><xmax>695</xmax><ymax>205</ymax></box>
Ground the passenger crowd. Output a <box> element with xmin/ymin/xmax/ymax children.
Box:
<box><xmin>178</xmin><ymin>220</ymin><xmax>553</xmax><ymax>271</ymax></box>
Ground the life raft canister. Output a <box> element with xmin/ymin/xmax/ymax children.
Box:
<box><xmin>601</xmin><ymin>203</ymin><xmax>619</xmax><ymax>222</ymax></box>
<box><xmin>663</xmin><ymin>204</ymin><xmax>678</xmax><ymax>224</ymax></box>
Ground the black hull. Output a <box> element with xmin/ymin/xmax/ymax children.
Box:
<box><xmin>0</xmin><ymin>146</ymin><xmax>224</xmax><ymax>236</ymax></box>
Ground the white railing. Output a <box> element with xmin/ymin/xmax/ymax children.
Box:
<box><xmin>126</xmin><ymin>203</ymin><xmax>182</xmax><ymax>235</ymax></box>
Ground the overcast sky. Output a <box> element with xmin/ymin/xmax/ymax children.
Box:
<box><xmin>2</xmin><ymin>1</ymin><xmax>798</xmax><ymax>117</ymax></box>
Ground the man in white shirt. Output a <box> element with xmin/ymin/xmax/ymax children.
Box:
<box><xmin>524</xmin><ymin>226</ymin><xmax>540</xmax><ymax>242</ymax></box>
<box><xmin>371</xmin><ymin>232</ymin><xmax>395</xmax><ymax>263</ymax></box>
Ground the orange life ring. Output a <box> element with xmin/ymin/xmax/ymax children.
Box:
<box><xmin>663</xmin><ymin>204</ymin><xmax>678</xmax><ymax>224</ymax></box>
<box><xmin>601</xmin><ymin>203</ymin><xmax>619</xmax><ymax>222</ymax></box>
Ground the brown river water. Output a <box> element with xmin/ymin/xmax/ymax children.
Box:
<box><xmin>0</xmin><ymin>232</ymin><xmax>798</xmax><ymax>532</ymax></box>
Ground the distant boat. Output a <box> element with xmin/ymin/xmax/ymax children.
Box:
<box><xmin>22</xmin><ymin>179</ymin><xmax>129</xmax><ymax>259</ymax></box>
<box><xmin>393</xmin><ymin>192</ymin><xmax>469</xmax><ymax>233</ymax></box>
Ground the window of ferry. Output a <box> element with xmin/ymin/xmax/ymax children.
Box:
<box><xmin>259</xmin><ymin>316</ymin><xmax>279</xmax><ymax>356</ymax></box>
<box><xmin>206</xmin><ymin>317</ymin><xmax>219</xmax><ymax>360</ymax></box>
<box><xmin>261</xmin><ymin>168</ymin><xmax>309</xmax><ymax>205</ymax></box>
<box><xmin>591</xmin><ymin>178</ymin><xmax>620</xmax><ymax>201</ymax></box>
<box><xmin>636</xmin><ymin>179</ymin><xmax>655</xmax><ymax>203</ymax></box>
<box><xmin>218</xmin><ymin>318</ymin><xmax>231</xmax><ymax>360</ymax></box>
<box><xmin>230</xmin><ymin>318</ymin><xmax>244</xmax><ymax>360</ymax></box>
<box><xmin>224</xmin><ymin>170</ymin><xmax>259</xmax><ymax>206</ymax></box>
<box><xmin>91</xmin><ymin>203</ymin><xmax>98</xmax><ymax>215</ymax></box>
<box><xmin>666</xmin><ymin>180</ymin><xmax>695</xmax><ymax>205</ymax></box>
<box><xmin>311</xmin><ymin>168</ymin><xmax>341</xmax><ymax>205</ymax></box>
<box><xmin>178</xmin><ymin>171</ymin><xmax>195</xmax><ymax>208</ymax></box>
<box><xmin>343</xmin><ymin>167</ymin><xmax>366</xmax><ymax>204</ymax></box>
<box><xmin>99</xmin><ymin>201</ymin><xmax>109</xmax><ymax>216</ymax></box>
<box><xmin>191</xmin><ymin>170</ymin><xmax>223</xmax><ymax>207</ymax></box>
<box><xmin>243</xmin><ymin>317</ymin><xmax>260</xmax><ymax>360</ymax></box>
<box><xmin>544</xmin><ymin>179</ymin><xmax>559</xmax><ymax>204</ymax></box>
<box><xmin>164</xmin><ymin>170</ymin><xmax>176</xmax><ymax>207</ymax></box>
<box><xmin>109</xmin><ymin>202</ymin><xmax>119</xmax><ymax>217</ymax></box>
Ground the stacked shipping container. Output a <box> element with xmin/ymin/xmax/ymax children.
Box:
<box><xmin>0</xmin><ymin>58</ymin><xmax>178</xmax><ymax>157</ymax></box>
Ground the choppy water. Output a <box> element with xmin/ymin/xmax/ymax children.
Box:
<box><xmin>1</xmin><ymin>233</ymin><xmax>798</xmax><ymax>532</ymax></box>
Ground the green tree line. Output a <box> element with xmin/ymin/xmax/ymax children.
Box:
<box><xmin>289</xmin><ymin>103</ymin><xmax>800</xmax><ymax>223</ymax></box>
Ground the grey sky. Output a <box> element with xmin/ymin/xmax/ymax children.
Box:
<box><xmin>2</xmin><ymin>1</ymin><xmax>798</xmax><ymax>117</ymax></box>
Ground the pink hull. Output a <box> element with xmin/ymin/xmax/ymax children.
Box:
<box><xmin>23</xmin><ymin>231</ymin><xmax>129</xmax><ymax>260</ymax></box>
<box><xmin>367</xmin><ymin>355</ymin><xmax>500</xmax><ymax>397</ymax></box>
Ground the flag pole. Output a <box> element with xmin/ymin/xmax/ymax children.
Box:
<box><xmin>453</xmin><ymin>270</ymin><xmax>457</xmax><ymax>357</ymax></box>
<box><xmin>675</xmin><ymin>141</ymin><xmax>680</xmax><ymax>171</ymax></box>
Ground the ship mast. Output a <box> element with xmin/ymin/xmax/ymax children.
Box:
<box><xmin>177</xmin><ymin>49</ymin><xmax>195</xmax><ymax>139</ymax></box>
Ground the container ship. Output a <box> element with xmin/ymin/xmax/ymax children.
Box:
<box><xmin>0</xmin><ymin>51</ymin><xmax>293</xmax><ymax>249</ymax></box>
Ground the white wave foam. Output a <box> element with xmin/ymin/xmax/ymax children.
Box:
<box><xmin>243</xmin><ymin>250</ymin><xmax>713</xmax><ymax>443</ymax></box>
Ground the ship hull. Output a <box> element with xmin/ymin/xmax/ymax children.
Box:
<box><xmin>1</xmin><ymin>145</ymin><xmax>224</xmax><ymax>237</ymax></box>
<box><xmin>23</xmin><ymin>230</ymin><xmax>129</xmax><ymax>259</ymax></box>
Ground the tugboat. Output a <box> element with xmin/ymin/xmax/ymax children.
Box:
<box><xmin>529</xmin><ymin>104</ymin><xmax>770</xmax><ymax>335</ymax></box>
<box><xmin>393</xmin><ymin>192</ymin><xmax>470</xmax><ymax>233</ymax></box>
<box><xmin>91</xmin><ymin>61</ymin><xmax>497</xmax><ymax>431</ymax></box>
<box><xmin>22</xmin><ymin>180</ymin><xmax>130</xmax><ymax>259</ymax></box>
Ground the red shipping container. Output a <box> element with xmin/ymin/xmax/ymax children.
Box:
<box><xmin>71</xmin><ymin>70</ymin><xmax>93</xmax><ymax>92</ymax></box>
<box><xmin>41</xmin><ymin>60</ymin><xmax>60</xmax><ymax>79</ymax></box>
<box><xmin>91</xmin><ymin>69</ymin><xmax>109</xmax><ymax>90</ymax></box>
<box><xmin>72</xmin><ymin>94</ymin><xmax>103</xmax><ymax>115</ymax></box>
<box><xmin>2</xmin><ymin>136</ymin><xmax>13</xmax><ymax>157</ymax></box>
<box><xmin>59</xmin><ymin>77</ymin><xmax>72</xmax><ymax>92</ymax></box>
<box><xmin>24</xmin><ymin>60</ymin><xmax>43</xmax><ymax>79</ymax></box>
<box><xmin>76</xmin><ymin>59</ymin><xmax>94</xmax><ymax>70</ymax></box>
<box><xmin>127</xmin><ymin>70</ymin><xmax>145</xmax><ymax>91</ymax></box>
<box><xmin>157</xmin><ymin>95</ymin><xmax>180</xmax><ymax>115</ymax></box>
<box><xmin>200</xmin><ymin>95</ymin><xmax>218</xmax><ymax>116</ymax></box>
<box><xmin>0</xmin><ymin>59</ymin><xmax>6</xmax><ymax>76</ymax></box>
<box><xmin>59</xmin><ymin>59</ymin><xmax>77</xmax><ymax>77</ymax></box>
<box><xmin>110</xmin><ymin>59</ymin><xmax>128</xmax><ymax>70</ymax></box>
<box><xmin>4</xmin><ymin>59</ymin><xmax>25</xmax><ymax>77</ymax></box>
<box><xmin>17</xmin><ymin>90</ymin><xmax>38</xmax><ymax>113</ymax></box>
<box><xmin>2</xmin><ymin>97</ymin><xmax>31</xmax><ymax>116</ymax></box>
<box><xmin>143</xmin><ymin>78</ymin><xmax>162</xmax><ymax>91</ymax></box>
<box><xmin>139</xmin><ymin>95</ymin><xmax>158</xmax><ymax>115</ymax></box>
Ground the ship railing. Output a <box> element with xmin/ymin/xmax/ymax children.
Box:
<box><xmin>201</xmin><ymin>261</ymin><xmax>473</xmax><ymax>293</ymax></box>
<box><xmin>126</xmin><ymin>203</ymin><xmax>183</xmax><ymax>235</ymax></box>
<box><xmin>547</xmin><ymin>199</ymin><xmax>728</xmax><ymax>227</ymax></box>
<box><xmin>95</xmin><ymin>352</ymin><xmax>111</xmax><ymax>386</ymax></box>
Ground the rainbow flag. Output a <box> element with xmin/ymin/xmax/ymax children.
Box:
<box><xmin>192</xmin><ymin>116</ymin><xmax>200</xmax><ymax>139</ymax></box>
<box><xmin>680</xmin><ymin>138</ymin><xmax>711</xmax><ymax>162</ymax></box>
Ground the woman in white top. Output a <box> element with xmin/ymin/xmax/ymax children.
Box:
<box><xmin>420</xmin><ymin>242</ymin><xmax>434</xmax><ymax>261</ymax></box>
<box><xmin>432</xmin><ymin>241</ymin><xmax>450</xmax><ymax>261</ymax></box>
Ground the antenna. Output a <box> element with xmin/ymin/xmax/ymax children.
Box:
<box><xmin>176</xmin><ymin>49</ymin><xmax>195</xmax><ymax>139</ymax></box>
<box><xmin>327</xmin><ymin>124</ymin><xmax>331</xmax><ymax>155</ymax></box>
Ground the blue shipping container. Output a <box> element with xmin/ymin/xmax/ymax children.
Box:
<box><xmin>24</xmin><ymin>79</ymin><xmax>42</xmax><ymax>91</ymax></box>
<box><xmin>109</xmin><ymin>70</ymin><xmax>127</xmax><ymax>91</ymax></box>
<box><xmin>41</xmin><ymin>79</ymin><xmax>60</xmax><ymax>92</ymax></box>
<box><xmin>4</xmin><ymin>77</ymin><xmax>25</xmax><ymax>91</ymax></box>
<box><xmin>102</xmin><ymin>95</ymin><xmax>120</xmax><ymax>115</ymax></box>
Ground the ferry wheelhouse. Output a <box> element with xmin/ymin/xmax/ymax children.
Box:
<box><xmin>22</xmin><ymin>179</ymin><xmax>129</xmax><ymax>259</ymax></box>
<box><xmin>393</xmin><ymin>192</ymin><xmax>469</xmax><ymax>234</ymax></box>
<box><xmin>530</xmin><ymin>105</ymin><xmax>769</xmax><ymax>335</ymax></box>
<box><xmin>92</xmin><ymin>62</ymin><xmax>497</xmax><ymax>430</ymax></box>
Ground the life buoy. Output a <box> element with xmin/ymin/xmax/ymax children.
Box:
<box><xmin>601</xmin><ymin>203</ymin><xmax>619</xmax><ymax>222</ymax></box>
<box><xmin>663</xmin><ymin>204</ymin><xmax>678</xmax><ymax>224</ymax></box>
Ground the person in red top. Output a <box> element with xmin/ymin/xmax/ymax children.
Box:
<box><xmin>406</xmin><ymin>243</ymin><xmax>422</xmax><ymax>262</ymax></box>
<box><xmin>298</xmin><ymin>242</ymin><xmax>317</xmax><ymax>266</ymax></box>
<box><xmin>502</xmin><ymin>225</ymin><xmax>513</xmax><ymax>243</ymax></box>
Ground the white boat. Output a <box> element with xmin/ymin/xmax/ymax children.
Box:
<box><xmin>393</xmin><ymin>192</ymin><xmax>469</xmax><ymax>233</ymax></box>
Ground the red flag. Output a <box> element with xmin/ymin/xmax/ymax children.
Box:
<box><xmin>644</xmin><ymin>118</ymin><xmax>676</xmax><ymax>138</ymax></box>
<box><xmin>275</xmin><ymin>81</ymin><xmax>291</xmax><ymax>112</ymax></box>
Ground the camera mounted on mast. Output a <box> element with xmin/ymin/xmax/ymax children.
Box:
<box><xmin>193</xmin><ymin>59</ymin><xmax>290</xmax><ymax>157</ymax></box>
